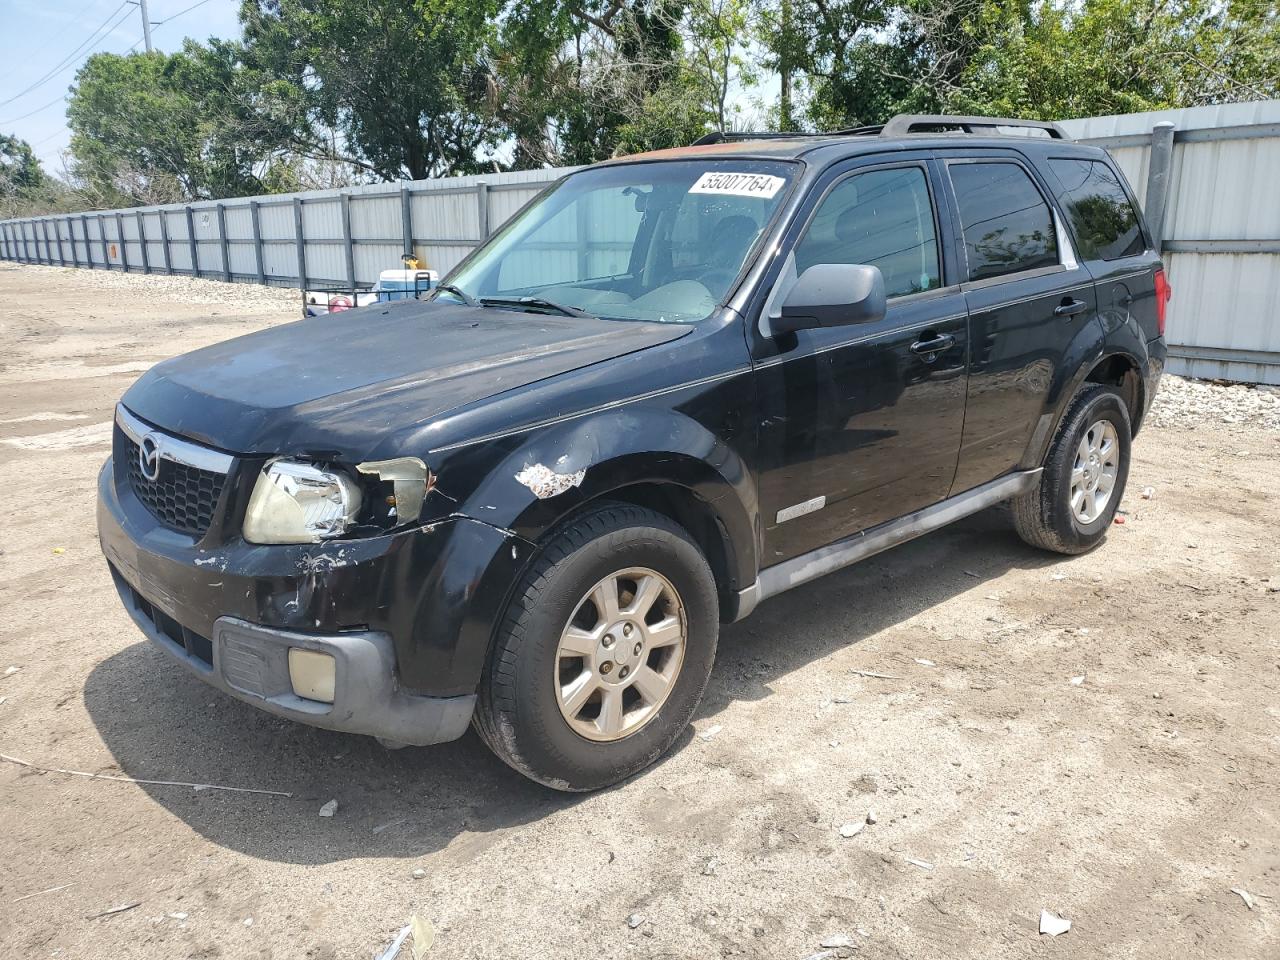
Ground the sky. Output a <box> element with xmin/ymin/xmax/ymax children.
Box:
<box><xmin>0</xmin><ymin>0</ymin><xmax>243</xmax><ymax>170</ymax></box>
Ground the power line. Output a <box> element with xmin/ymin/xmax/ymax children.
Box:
<box><xmin>0</xmin><ymin>91</ymin><xmax>69</xmax><ymax>127</ymax></box>
<box><xmin>0</xmin><ymin>1</ymin><xmax>132</xmax><ymax>109</ymax></box>
<box><xmin>152</xmin><ymin>0</ymin><xmax>215</xmax><ymax>28</ymax></box>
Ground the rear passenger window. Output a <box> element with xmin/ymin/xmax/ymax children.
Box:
<box><xmin>949</xmin><ymin>162</ymin><xmax>1058</xmax><ymax>282</ymax></box>
<box><xmin>793</xmin><ymin>166</ymin><xmax>941</xmax><ymax>299</ymax></box>
<box><xmin>1048</xmin><ymin>158</ymin><xmax>1144</xmax><ymax>260</ymax></box>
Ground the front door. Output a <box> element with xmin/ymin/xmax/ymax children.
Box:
<box><xmin>752</xmin><ymin>157</ymin><xmax>969</xmax><ymax>565</ymax></box>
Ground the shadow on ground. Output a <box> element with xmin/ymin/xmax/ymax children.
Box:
<box><xmin>84</xmin><ymin>507</ymin><xmax>1063</xmax><ymax>865</ymax></box>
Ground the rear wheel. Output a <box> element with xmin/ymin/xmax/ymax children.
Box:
<box><xmin>473</xmin><ymin>503</ymin><xmax>718</xmax><ymax>791</ymax></box>
<box><xmin>1011</xmin><ymin>385</ymin><xmax>1132</xmax><ymax>554</ymax></box>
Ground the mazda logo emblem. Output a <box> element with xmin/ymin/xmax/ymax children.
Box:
<box><xmin>139</xmin><ymin>433</ymin><xmax>162</xmax><ymax>482</ymax></box>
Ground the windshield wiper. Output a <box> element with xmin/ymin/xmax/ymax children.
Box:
<box><xmin>435</xmin><ymin>283</ymin><xmax>478</xmax><ymax>307</ymax></box>
<box><xmin>479</xmin><ymin>296</ymin><xmax>597</xmax><ymax>320</ymax></box>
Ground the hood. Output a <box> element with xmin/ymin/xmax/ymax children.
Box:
<box><xmin>122</xmin><ymin>298</ymin><xmax>690</xmax><ymax>459</ymax></box>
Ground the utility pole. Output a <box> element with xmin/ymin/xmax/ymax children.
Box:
<box><xmin>138</xmin><ymin>0</ymin><xmax>154</xmax><ymax>52</ymax></box>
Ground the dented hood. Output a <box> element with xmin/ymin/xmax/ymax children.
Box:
<box><xmin>122</xmin><ymin>299</ymin><xmax>690</xmax><ymax>458</ymax></box>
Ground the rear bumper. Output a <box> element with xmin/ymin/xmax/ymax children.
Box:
<box><xmin>109</xmin><ymin>563</ymin><xmax>474</xmax><ymax>744</ymax></box>
<box><xmin>1139</xmin><ymin>335</ymin><xmax>1167</xmax><ymax>432</ymax></box>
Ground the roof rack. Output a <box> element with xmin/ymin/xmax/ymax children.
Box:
<box><xmin>690</xmin><ymin>130</ymin><xmax>812</xmax><ymax>146</ymax></box>
<box><xmin>878</xmin><ymin>114</ymin><xmax>1071</xmax><ymax>140</ymax></box>
<box><xmin>689</xmin><ymin>114</ymin><xmax>1070</xmax><ymax>147</ymax></box>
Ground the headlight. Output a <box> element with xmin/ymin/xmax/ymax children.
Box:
<box><xmin>243</xmin><ymin>460</ymin><xmax>362</xmax><ymax>544</ymax></box>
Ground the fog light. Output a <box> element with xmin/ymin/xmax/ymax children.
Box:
<box><xmin>288</xmin><ymin>648</ymin><xmax>336</xmax><ymax>703</ymax></box>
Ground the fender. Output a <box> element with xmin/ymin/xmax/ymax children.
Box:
<box><xmin>424</xmin><ymin>405</ymin><xmax>758</xmax><ymax>697</ymax></box>
<box><xmin>1019</xmin><ymin>310</ymin><xmax>1150</xmax><ymax>470</ymax></box>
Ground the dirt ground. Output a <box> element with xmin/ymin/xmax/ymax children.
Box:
<box><xmin>1</xmin><ymin>261</ymin><xmax>1277</xmax><ymax>960</ymax></box>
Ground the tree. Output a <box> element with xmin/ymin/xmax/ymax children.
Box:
<box><xmin>493</xmin><ymin>1</ymin><xmax>717</xmax><ymax>167</ymax></box>
<box><xmin>66</xmin><ymin>42</ymin><xmax>300</xmax><ymax>206</ymax></box>
<box><xmin>1</xmin><ymin>134</ymin><xmax>48</xmax><ymax>216</ymax></box>
<box><xmin>240</xmin><ymin>0</ymin><xmax>504</xmax><ymax>181</ymax></box>
<box><xmin>761</xmin><ymin>0</ymin><xmax>1280</xmax><ymax>131</ymax></box>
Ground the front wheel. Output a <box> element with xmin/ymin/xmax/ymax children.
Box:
<box><xmin>1011</xmin><ymin>385</ymin><xmax>1133</xmax><ymax>555</ymax></box>
<box><xmin>473</xmin><ymin>503</ymin><xmax>719</xmax><ymax>791</ymax></box>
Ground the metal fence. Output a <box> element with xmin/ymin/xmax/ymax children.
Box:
<box><xmin>0</xmin><ymin>167</ymin><xmax>571</xmax><ymax>291</ymax></box>
<box><xmin>4</xmin><ymin>101</ymin><xmax>1279</xmax><ymax>383</ymax></box>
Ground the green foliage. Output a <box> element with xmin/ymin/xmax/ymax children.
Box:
<box><xmin>66</xmin><ymin>42</ymin><xmax>298</xmax><ymax>205</ymax></box>
<box><xmin>1</xmin><ymin>133</ymin><xmax>65</xmax><ymax>217</ymax></box>
<box><xmin>240</xmin><ymin>0</ymin><xmax>503</xmax><ymax>180</ymax></box>
<box><xmin>764</xmin><ymin>0</ymin><xmax>1280</xmax><ymax>130</ymax></box>
<box><xmin>493</xmin><ymin>1</ymin><xmax>716</xmax><ymax>166</ymax></box>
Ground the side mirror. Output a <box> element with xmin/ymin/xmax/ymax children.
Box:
<box><xmin>775</xmin><ymin>263</ymin><xmax>886</xmax><ymax>335</ymax></box>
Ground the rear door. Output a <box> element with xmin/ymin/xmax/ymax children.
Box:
<box><xmin>939</xmin><ymin>150</ymin><xmax>1100</xmax><ymax>494</ymax></box>
<box><xmin>751</xmin><ymin>154</ymin><xmax>969</xmax><ymax>563</ymax></box>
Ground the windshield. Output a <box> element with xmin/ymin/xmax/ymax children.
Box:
<box><xmin>441</xmin><ymin>159</ymin><xmax>796</xmax><ymax>323</ymax></box>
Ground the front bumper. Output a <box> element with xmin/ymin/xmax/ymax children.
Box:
<box><xmin>109</xmin><ymin>563</ymin><xmax>474</xmax><ymax>744</ymax></box>
<box><xmin>97</xmin><ymin>448</ymin><xmax>529</xmax><ymax>744</ymax></box>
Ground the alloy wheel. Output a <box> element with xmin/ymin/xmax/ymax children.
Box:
<box><xmin>1070</xmin><ymin>419</ymin><xmax>1119</xmax><ymax>524</ymax></box>
<box><xmin>553</xmin><ymin>567</ymin><xmax>687</xmax><ymax>742</ymax></box>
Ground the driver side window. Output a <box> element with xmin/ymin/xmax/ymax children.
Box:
<box><xmin>794</xmin><ymin>166</ymin><xmax>941</xmax><ymax>299</ymax></box>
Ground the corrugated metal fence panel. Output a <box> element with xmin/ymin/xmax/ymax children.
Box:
<box><xmin>1167</xmin><ymin>137</ymin><xmax>1280</xmax><ymax>242</ymax></box>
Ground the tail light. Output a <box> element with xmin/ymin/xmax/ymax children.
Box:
<box><xmin>1153</xmin><ymin>268</ymin><xmax>1171</xmax><ymax>337</ymax></box>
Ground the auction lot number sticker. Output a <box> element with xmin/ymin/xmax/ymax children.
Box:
<box><xmin>689</xmin><ymin>171</ymin><xmax>786</xmax><ymax>199</ymax></box>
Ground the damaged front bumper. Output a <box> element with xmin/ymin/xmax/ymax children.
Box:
<box><xmin>97</xmin><ymin>458</ymin><xmax>529</xmax><ymax>745</ymax></box>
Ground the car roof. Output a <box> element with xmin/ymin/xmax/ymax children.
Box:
<box><xmin>603</xmin><ymin>134</ymin><xmax>1107</xmax><ymax>169</ymax></box>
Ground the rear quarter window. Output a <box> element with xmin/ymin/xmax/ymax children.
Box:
<box><xmin>1047</xmin><ymin>158</ymin><xmax>1145</xmax><ymax>261</ymax></box>
<box><xmin>948</xmin><ymin>161</ymin><xmax>1058</xmax><ymax>282</ymax></box>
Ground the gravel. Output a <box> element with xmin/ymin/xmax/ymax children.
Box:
<box><xmin>1148</xmin><ymin>374</ymin><xmax>1280</xmax><ymax>431</ymax></box>
<box><xmin>27</xmin><ymin>265</ymin><xmax>300</xmax><ymax>309</ymax></box>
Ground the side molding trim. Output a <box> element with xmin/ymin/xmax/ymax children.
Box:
<box><xmin>728</xmin><ymin>469</ymin><xmax>1042</xmax><ymax>621</ymax></box>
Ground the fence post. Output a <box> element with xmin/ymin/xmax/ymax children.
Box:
<box><xmin>292</xmin><ymin>197</ymin><xmax>306</xmax><ymax>291</ymax></box>
<box><xmin>39</xmin><ymin>219</ymin><xmax>51</xmax><ymax>263</ymax></box>
<box><xmin>216</xmin><ymin>202</ymin><xmax>231</xmax><ymax>282</ymax></box>
<box><xmin>137</xmin><ymin>210</ymin><xmax>152</xmax><ymax>274</ymax></box>
<box><xmin>185</xmin><ymin>206</ymin><xmax>199</xmax><ymax>277</ymax></box>
<box><xmin>400</xmin><ymin>182</ymin><xmax>414</xmax><ymax>259</ymax></box>
<box><xmin>97</xmin><ymin>213</ymin><xmax>110</xmax><ymax>267</ymax></box>
<box><xmin>1144</xmin><ymin>121</ymin><xmax>1176</xmax><ymax>256</ymax></box>
<box><xmin>114</xmin><ymin>212</ymin><xmax>130</xmax><ymax>271</ymax></box>
<box><xmin>250</xmin><ymin>200</ymin><xmax>265</xmax><ymax>285</ymax></box>
<box><xmin>52</xmin><ymin>219</ymin><xmax>66</xmax><ymax>265</ymax></box>
<box><xmin>159</xmin><ymin>210</ymin><xmax>173</xmax><ymax>274</ymax></box>
<box><xmin>66</xmin><ymin>217</ymin><xmax>78</xmax><ymax>267</ymax></box>
<box><xmin>25</xmin><ymin>222</ymin><xmax>35</xmax><ymax>262</ymax></box>
<box><xmin>475</xmin><ymin>181</ymin><xmax>489</xmax><ymax>240</ymax></box>
<box><xmin>80</xmin><ymin>216</ymin><xmax>93</xmax><ymax>268</ymax></box>
<box><xmin>0</xmin><ymin>224</ymin><xmax>9</xmax><ymax>260</ymax></box>
<box><xmin>340</xmin><ymin>192</ymin><xmax>356</xmax><ymax>292</ymax></box>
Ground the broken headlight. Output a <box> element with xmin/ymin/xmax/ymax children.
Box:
<box><xmin>242</xmin><ymin>460</ymin><xmax>363</xmax><ymax>544</ymax></box>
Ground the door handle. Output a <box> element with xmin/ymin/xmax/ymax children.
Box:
<box><xmin>1054</xmin><ymin>298</ymin><xmax>1088</xmax><ymax>318</ymax></box>
<box><xmin>909</xmin><ymin>333</ymin><xmax>956</xmax><ymax>359</ymax></box>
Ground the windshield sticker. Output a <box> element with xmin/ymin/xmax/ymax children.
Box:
<box><xmin>689</xmin><ymin>172</ymin><xmax>785</xmax><ymax>199</ymax></box>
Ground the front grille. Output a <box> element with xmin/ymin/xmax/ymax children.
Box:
<box><xmin>124</xmin><ymin>433</ymin><xmax>227</xmax><ymax>536</ymax></box>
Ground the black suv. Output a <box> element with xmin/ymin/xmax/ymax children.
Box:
<box><xmin>98</xmin><ymin>114</ymin><xmax>1168</xmax><ymax>790</ymax></box>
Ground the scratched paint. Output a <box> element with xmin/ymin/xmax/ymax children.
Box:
<box><xmin>514</xmin><ymin>463</ymin><xmax>586</xmax><ymax>499</ymax></box>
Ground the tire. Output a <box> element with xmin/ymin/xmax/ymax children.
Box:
<box><xmin>1011</xmin><ymin>384</ymin><xmax>1132</xmax><ymax>555</ymax></box>
<box><xmin>473</xmin><ymin>503</ymin><xmax>719</xmax><ymax>791</ymax></box>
